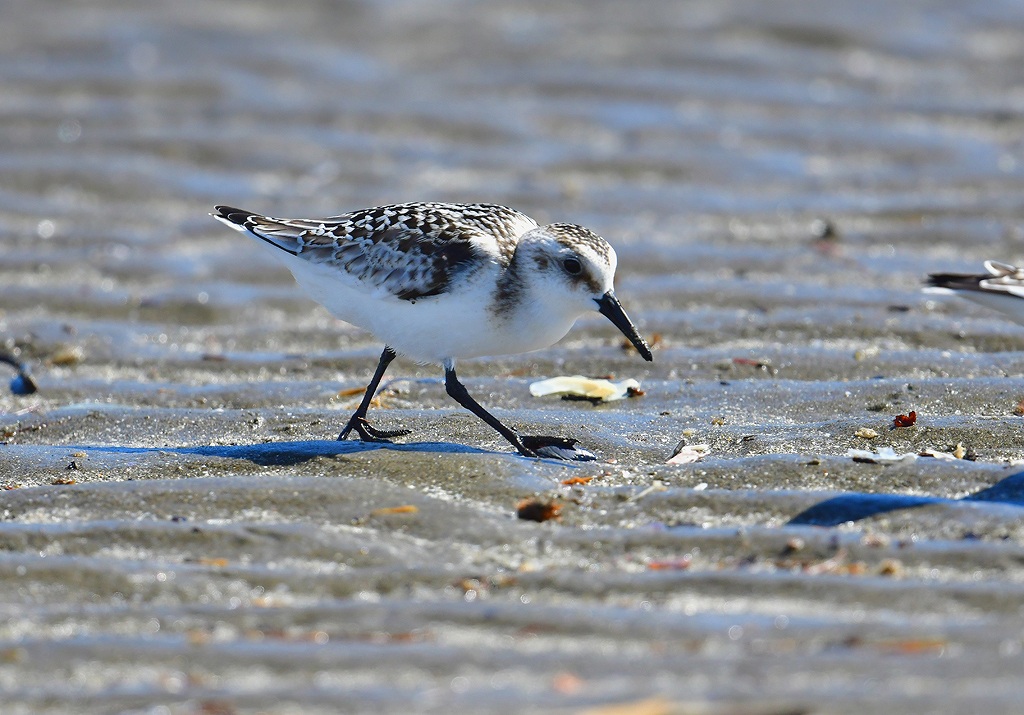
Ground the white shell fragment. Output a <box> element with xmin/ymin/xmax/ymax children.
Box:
<box><xmin>529</xmin><ymin>375</ymin><xmax>641</xmax><ymax>402</ymax></box>
<box><xmin>666</xmin><ymin>444</ymin><xmax>711</xmax><ymax>465</ymax></box>
<box><xmin>920</xmin><ymin>443</ymin><xmax>967</xmax><ymax>461</ymax></box>
<box><xmin>919</xmin><ymin>449</ymin><xmax>959</xmax><ymax>461</ymax></box>
<box><xmin>846</xmin><ymin>447</ymin><xmax>918</xmax><ymax>464</ymax></box>
<box><xmin>849</xmin><ymin>443</ymin><xmax>968</xmax><ymax>463</ymax></box>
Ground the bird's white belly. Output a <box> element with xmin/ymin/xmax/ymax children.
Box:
<box><xmin>374</xmin><ymin>297</ymin><xmax>578</xmax><ymax>362</ymax></box>
<box><xmin>282</xmin><ymin>256</ymin><xmax>580</xmax><ymax>363</ymax></box>
<box><xmin>960</xmin><ymin>291</ymin><xmax>1024</xmax><ymax>326</ymax></box>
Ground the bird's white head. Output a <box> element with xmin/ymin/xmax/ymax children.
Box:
<box><xmin>520</xmin><ymin>223</ymin><xmax>617</xmax><ymax>299</ymax></box>
<box><xmin>507</xmin><ymin>223</ymin><xmax>652</xmax><ymax>361</ymax></box>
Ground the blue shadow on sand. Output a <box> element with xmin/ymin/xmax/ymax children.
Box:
<box><xmin>788</xmin><ymin>469</ymin><xmax>1024</xmax><ymax>526</ymax></box>
<box><xmin>72</xmin><ymin>439</ymin><xmax>490</xmax><ymax>467</ymax></box>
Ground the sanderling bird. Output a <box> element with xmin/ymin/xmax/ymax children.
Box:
<box><xmin>926</xmin><ymin>260</ymin><xmax>1024</xmax><ymax>326</ymax></box>
<box><xmin>212</xmin><ymin>202</ymin><xmax>652</xmax><ymax>460</ymax></box>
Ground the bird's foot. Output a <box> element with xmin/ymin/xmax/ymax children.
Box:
<box><xmin>338</xmin><ymin>416</ymin><xmax>412</xmax><ymax>443</ymax></box>
<box><xmin>519</xmin><ymin>435</ymin><xmax>597</xmax><ymax>462</ymax></box>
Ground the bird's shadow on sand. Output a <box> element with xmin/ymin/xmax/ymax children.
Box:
<box><xmin>74</xmin><ymin>440</ymin><xmax>492</xmax><ymax>467</ymax></box>
<box><xmin>788</xmin><ymin>469</ymin><xmax>1024</xmax><ymax>526</ymax></box>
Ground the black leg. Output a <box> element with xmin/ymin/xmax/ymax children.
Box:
<box><xmin>338</xmin><ymin>346</ymin><xmax>410</xmax><ymax>442</ymax></box>
<box><xmin>443</xmin><ymin>364</ymin><xmax>540</xmax><ymax>457</ymax></box>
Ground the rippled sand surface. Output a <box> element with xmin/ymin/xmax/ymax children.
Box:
<box><xmin>5</xmin><ymin>1</ymin><xmax>1024</xmax><ymax>713</ymax></box>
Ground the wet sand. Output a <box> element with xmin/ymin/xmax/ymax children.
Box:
<box><xmin>4</xmin><ymin>1</ymin><xmax>1024</xmax><ymax>713</ymax></box>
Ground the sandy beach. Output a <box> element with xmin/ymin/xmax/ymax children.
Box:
<box><xmin>4</xmin><ymin>1</ymin><xmax>1024</xmax><ymax>712</ymax></box>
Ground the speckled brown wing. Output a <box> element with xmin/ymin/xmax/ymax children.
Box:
<box><xmin>213</xmin><ymin>203</ymin><xmax>536</xmax><ymax>301</ymax></box>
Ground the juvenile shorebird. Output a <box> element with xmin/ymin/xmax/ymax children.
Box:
<box><xmin>212</xmin><ymin>202</ymin><xmax>652</xmax><ymax>460</ymax></box>
<box><xmin>926</xmin><ymin>260</ymin><xmax>1024</xmax><ymax>326</ymax></box>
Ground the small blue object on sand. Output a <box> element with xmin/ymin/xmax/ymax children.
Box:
<box><xmin>2</xmin><ymin>353</ymin><xmax>37</xmax><ymax>395</ymax></box>
<box><xmin>9</xmin><ymin>373</ymin><xmax>37</xmax><ymax>395</ymax></box>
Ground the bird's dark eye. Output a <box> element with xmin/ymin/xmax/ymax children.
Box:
<box><xmin>562</xmin><ymin>257</ymin><xmax>583</xmax><ymax>275</ymax></box>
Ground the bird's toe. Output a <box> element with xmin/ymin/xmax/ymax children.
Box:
<box><xmin>339</xmin><ymin>417</ymin><xmax>411</xmax><ymax>443</ymax></box>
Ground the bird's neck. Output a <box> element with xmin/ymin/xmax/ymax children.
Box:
<box><xmin>490</xmin><ymin>249</ymin><xmax>528</xmax><ymax>322</ymax></box>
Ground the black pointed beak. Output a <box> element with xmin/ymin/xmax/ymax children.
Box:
<box><xmin>595</xmin><ymin>291</ymin><xmax>653</xmax><ymax>361</ymax></box>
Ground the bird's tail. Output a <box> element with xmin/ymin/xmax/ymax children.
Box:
<box><xmin>211</xmin><ymin>205</ymin><xmax>325</xmax><ymax>256</ymax></box>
